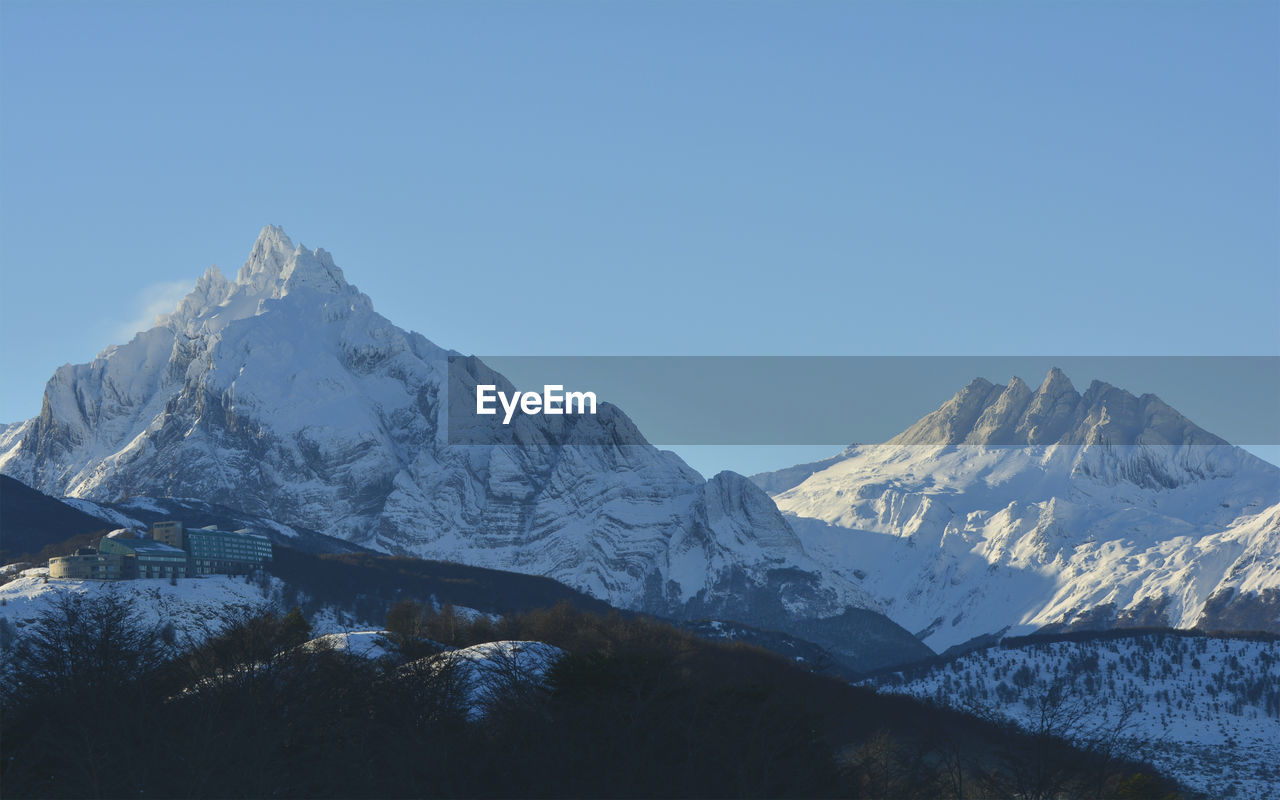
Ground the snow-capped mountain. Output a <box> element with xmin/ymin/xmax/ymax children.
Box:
<box><xmin>0</xmin><ymin>226</ymin><xmax>928</xmax><ymax>670</ymax></box>
<box><xmin>755</xmin><ymin>370</ymin><xmax>1280</xmax><ymax>653</ymax></box>
<box><xmin>868</xmin><ymin>632</ymin><xmax>1280</xmax><ymax>799</ymax></box>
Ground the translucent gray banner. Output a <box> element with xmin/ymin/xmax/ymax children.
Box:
<box><xmin>445</xmin><ymin>356</ymin><xmax>1279</xmax><ymax>446</ymax></box>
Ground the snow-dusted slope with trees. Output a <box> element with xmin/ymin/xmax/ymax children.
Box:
<box><xmin>869</xmin><ymin>632</ymin><xmax>1280</xmax><ymax>799</ymax></box>
<box><xmin>757</xmin><ymin>370</ymin><xmax>1280</xmax><ymax>652</ymax></box>
<box><xmin>0</xmin><ymin>572</ymin><xmax>277</xmax><ymax>650</ymax></box>
<box><xmin>0</xmin><ymin>226</ymin><xmax>927</xmax><ymax>670</ymax></box>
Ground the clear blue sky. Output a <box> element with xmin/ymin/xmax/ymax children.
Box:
<box><xmin>2</xmin><ymin>1</ymin><xmax>1277</xmax><ymax>474</ymax></box>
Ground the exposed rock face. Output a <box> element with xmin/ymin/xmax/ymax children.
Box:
<box><xmin>0</xmin><ymin>226</ymin><xmax>930</xmax><ymax>671</ymax></box>
<box><xmin>757</xmin><ymin>371</ymin><xmax>1280</xmax><ymax>651</ymax></box>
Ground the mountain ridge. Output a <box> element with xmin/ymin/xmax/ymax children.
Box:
<box><xmin>888</xmin><ymin>367</ymin><xmax>1230</xmax><ymax>448</ymax></box>
<box><xmin>754</xmin><ymin>370</ymin><xmax>1280</xmax><ymax>651</ymax></box>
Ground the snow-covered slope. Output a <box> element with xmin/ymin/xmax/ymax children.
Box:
<box><xmin>0</xmin><ymin>573</ymin><xmax>278</xmax><ymax>648</ymax></box>
<box><xmin>300</xmin><ymin>630</ymin><xmax>393</xmax><ymax>660</ymax></box>
<box><xmin>407</xmin><ymin>640</ymin><xmax>566</xmax><ymax>721</ymax></box>
<box><xmin>869</xmin><ymin>633</ymin><xmax>1280</xmax><ymax>799</ymax></box>
<box><xmin>757</xmin><ymin>370</ymin><xmax>1280</xmax><ymax>652</ymax></box>
<box><xmin>295</xmin><ymin>633</ymin><xmax>564</xmax><ymax>720</ymax></box>
<box><xmin>0</xmin><ymin>226</ymin><xmax>924</xmax><ymax>669</ymax></box>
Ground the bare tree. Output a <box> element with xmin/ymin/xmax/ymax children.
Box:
<box><xmin>7</xmin><ymin>590</ymin><xmax>168</xmax><ymax>701</ymax></box>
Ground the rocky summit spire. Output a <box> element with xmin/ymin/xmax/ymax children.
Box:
<box><xmin>1037</xmin><ymin>366</ymin><xmax>1077</xmax><ymax>400</ymax></box>
<box><xmin>888</xmin><ymin>377</ymin><xmax>1004</xmax><ymax>445</ymax></box>
<box><xmin>1015</xmin><ymin>367</ymin><xmax>1082</xmax><ymax>444</ymax></box>
<box><xmin>236</xmin><ymin>224</ymin><xmax>296</xmax><ymax>293</ymax></box>
<box><xmin>231</xmin><ymin>225</ymin><xmax>352</xmax><ymax>299</ymax></box>
<box><xmin>277</xmin><ymin>244</ymin><xmax>350</xmax><ymax>296</ymax></box>
<box><xmin>164</xmin><ymin>264</ymin><xmax>234</xmax><ymax>325</ymax></box>
<box><xmin>967</xmin><ymin>375</ymin><xmax>1034</xmax><ymax>444</ymax></box>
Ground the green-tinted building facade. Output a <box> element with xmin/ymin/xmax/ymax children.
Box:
<box><xmin>184</xmin><ymin>526</ymin><xmax>273</xmax><ymax>575</ymax></box>
<box><xmin>98</xmin><ymin>537</ymin><xmax>189</xmax><ymax>579</ymax></box>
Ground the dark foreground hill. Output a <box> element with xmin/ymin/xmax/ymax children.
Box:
<box><xmin>0</xmin><ymin>595</ymin><xmax>1183</xmax><ymax>799</ymax></box>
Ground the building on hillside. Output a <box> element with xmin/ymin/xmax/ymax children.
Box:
<box><xmin>49</xmin><ymin>548</ymin><xmax>126</xmax><ymax>580</ymax></box>
<box><xmin>98</xmin><ymin>536</ymin><xmax>189</xmax><ymax>579</ymax></box>
<box><xmin>182</xmin><ymin>525</ymin><xmax>273</xmax><ymax>575</ymax></box>
<box><xmin>44</xmin><ymin>522</ymin><xmax>272</xmax><ymax>582</ymax></box>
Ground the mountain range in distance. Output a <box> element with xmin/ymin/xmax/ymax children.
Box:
<box><xmin>3</xmin><ymin>225</ymin><xmax>1278</xmax><ymax>667</ymax></box>
<box><xmin>754</xmin><ymin>368</ymin><xmax>1280</xmax><ymax>653</ymax></box>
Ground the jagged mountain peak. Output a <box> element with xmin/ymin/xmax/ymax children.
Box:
<box><xmin>886</xmin><ymin>377</ymin><xmax>1003</xmax><ymax>446</ymax></box>
<box><xmin>161</xmin><ymin>264</ymin><xmax>233</xmax><ymax>322</ymax></box>
<box><xmin>197</xmin><ymin>263</ymin><xmax>228</xmax><ymax>287</ymax></box>
<box><xmin>889</xmin><ymin>368</ymin><xmax>1222</xmax><ymax>448</ymax></box>
<box><xmin>236</xmin><ymin>224</ymin><xmax>294</xmax><ymax>289</ymax></box>
<box><xmin>155</xmin><ymin>226</ymin><xmax>365</xmax><ymax>338</ymax></box>
<box><xmin>1036</xmin><ymin>365</ymin><xmax>1076</xmax><ymax>397</ymax></box>
<box><xmin>1071</xmin><ymin>380</ymin><xmax>1226</xmax><ymax>448</ymax></box>
<box><xmin>234</xmin><ymin>224</ymin><xmax>352</xmax><ymax>299</ymax></box>
<box><xmin>757</xmin><ymin>365</ymin><xmax>1279</xmax><ymax>652</ymax></box>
